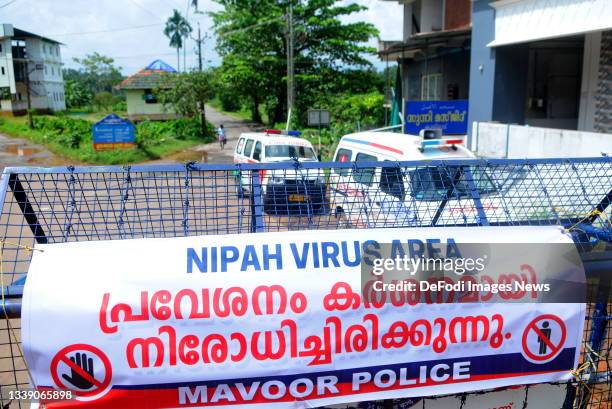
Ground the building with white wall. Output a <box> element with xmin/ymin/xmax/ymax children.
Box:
<box><xmin>0</xmin><ymin>24</ymin><xmax>66</xmax><ymax>116</ymax></box>
<box><xmin>469</xmin><ymin>0</ymin><xmax>611</xmax><ymax>135</ymax></box>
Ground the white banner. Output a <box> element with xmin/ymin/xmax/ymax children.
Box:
<box><xmin>22</xmin><ymin>226</ymin><xmax>585</xmax><ymax>408</ymax></box>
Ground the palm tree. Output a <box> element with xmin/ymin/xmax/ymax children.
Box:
<box><xmin>164</xmin><ymin>9</ymin><xmax>191</xmax><ymax>71</ymax></box>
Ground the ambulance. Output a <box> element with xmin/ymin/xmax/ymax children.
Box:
<box><xmin>329</xmin><ymin>129</ymin><xmax>508</xmax><ymax>227</ymax></box>
<box><xmin>234</xmin><ymin>129</ymin><xmax>326</xmax><ymax>215</ymax></box>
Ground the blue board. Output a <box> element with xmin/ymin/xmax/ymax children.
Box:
<box><xmin>92</xmin><ymin>114</ymin><xmax>136</xmax><ymax>150</ymax></box>
<box><xmin>404</xmin><ymin>100</ymin><xmax>468</xmax><ymax>135</ymax></box>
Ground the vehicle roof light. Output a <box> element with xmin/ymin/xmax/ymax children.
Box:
<box><xmin>418</xmin><ymin>137</ymin><xmax>464</xmax><ymax>151</ymax></box>
<box><xmin>264</xmin><ymin>129</ymin><xmax>283</xmax><ymax>135</ymax></box>
<box><xmin>264</xmin><ymin>129</ymin><xmax>302</xmax><ymax>137</ymax></box>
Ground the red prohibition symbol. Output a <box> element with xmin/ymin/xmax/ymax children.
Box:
<box><xmin>522</xmin><ymin>314</ymin><xmax>567</xmax><ymax>362</ymax></box>
<box><xmin>50</xmin><ymin>343</ymin><xmax>112</xmax><ymax>398</ymax></box>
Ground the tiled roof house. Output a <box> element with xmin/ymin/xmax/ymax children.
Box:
<box><xmin>119</xmin><ymin>59</ymin><xmax>178</xmax><ymax>121</ymax></box>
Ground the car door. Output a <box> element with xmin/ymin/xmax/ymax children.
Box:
<box><xmin>373</xmin><ymin>163</ymin><xmax>418</xmax><ymax>227</ymax></box>
<box><xmin>330</xmin><ymin>147</ymin><xmax>354</xmax><ymax>214</ymax></box>
<box><xmin>240</xmin><ymin>139</ymin><xmax>255</xmax><ymax>188</ymax></box>
<box><xmin>348</xmin><ymin>152</ymin><xmax>379</xmax><ymax>227</ymax></box>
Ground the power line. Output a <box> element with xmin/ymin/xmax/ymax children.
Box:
<box><xmin>48</xmin><ymin>23</ymin><xmax>164</xmax><ymax>37</ymax></box>
<box><xmin>126</xmin><ymin>0</ymin><xmax>164</xmax><ymax>20</ymax></box>
<box><xmin>0</xmin><ymin>0</ymin><xmax>17</xmax><ymax>8</ymax></box>
<box><xmin>217</xmin><ymin>16</ymin><xmax>285</xmax><ymax>37</ymax></box>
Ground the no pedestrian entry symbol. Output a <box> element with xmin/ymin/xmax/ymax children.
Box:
<box><xmin>50</xmin><ymin>344</ymin><xmax>112</xmax><ymax>398</ymax></box>
<box><xmin>522</xmin><ymin>314</ymin><xmax>567</xmax><ymax>362</ymax></box>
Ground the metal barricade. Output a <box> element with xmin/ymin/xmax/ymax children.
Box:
<box><xmin>0</xmin><ymin>157</ymin><xmax>610</xmax><ymax>408</ymax></box>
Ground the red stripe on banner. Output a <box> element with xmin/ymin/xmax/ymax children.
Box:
<box><xmin>39</xmin><ymin>370</ymin><xmax>567</xmax><ymax>408</ymax></box>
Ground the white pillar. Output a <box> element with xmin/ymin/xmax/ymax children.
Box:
<box><xmin>577</xmin><ymin>31</ymin><xmax>602</xmax><ymax>132</ymax></box>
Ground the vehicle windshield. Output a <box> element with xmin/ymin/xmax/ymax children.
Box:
<box><xmin>265</xmin><ymin>145</ymin><xmax>317</xmax><ymax>160</ymax></box>
<box><xmin>409</xmin><ymin>166</ymin><xmax>497</xmax><ymax>201</ymax></box>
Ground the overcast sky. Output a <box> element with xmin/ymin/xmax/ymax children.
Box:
<box><xmin>1</xmin><ymin>0</ymin><xmax>402</xmax><ymax>74</ymax></box>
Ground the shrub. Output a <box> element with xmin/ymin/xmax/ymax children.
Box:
<box><xmin>33</xmin><ymin>116</ymin><xmax>91</xmax><ymax>148</ymax></box>
<box><xmin>93</xmin><ymin>92</ymin><xmax>115</xmax><ymax>111</ymax></box>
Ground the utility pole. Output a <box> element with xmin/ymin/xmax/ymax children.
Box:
<box><xmin>192</xmin><ymin>22</ymin><xmax>209</xmax><ymax>72</ymax></box>
<box><xmin>197</xmin><ymin>24</ymin><xmax>203</xmax><ymax>72</ymax></box>
<box><xmin>24</xmin><ymin>62</ymin><xmax>33</xmax><ymax>129</ymax></box>
<box><xmin>191</xmin><ymin>22</ymin><xmax>210</xmax><ymax>138</ymax></box>
<box><xmin>17</xmin><ymin>58</ymin><xmax>39</xmax><ymax>129</ymax></box>
<box><xmin>286</xmin><ymin>1</ymin><xmax>294</xmax><ymax>130</ymax></box>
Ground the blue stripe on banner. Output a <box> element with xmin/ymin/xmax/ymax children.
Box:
<box><xmin>112</xmin><ymin>348</ymin><xmax>576</xmax><ymax>390</ymax></box>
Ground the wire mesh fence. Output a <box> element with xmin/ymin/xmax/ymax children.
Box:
<box><xmin>0</xmin><ymin>157</ymin><xmax>610</xmax><ymax>408</ymax></box>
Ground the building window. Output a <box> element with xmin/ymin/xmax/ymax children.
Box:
<box><xmin>144</xmin><ymin>89</ymin><xmax>157</xmax><ymax>104</ymax></box>
<box><xmin>51</xmin><ymin>67</ymin><xmax>55</xmax><ymax>75</ymax></box>
<box><xmin>0</xmin><ymin>44</ymin><xmax>2</xmax><ymax>53</ymax></box>
<box><xmin>44</xmin><ymin>66</ymin><xmax>47</xmax><ymax>75</ymax></box>
<box><xmin>1</xmin><ymin>67</ymin><xmax>4</xmax><ymax>76</ymax></box>
<box><xmin>421</xmin><ymin>73</ymin><xmax>442</xmax><ymax>100</ymax></box>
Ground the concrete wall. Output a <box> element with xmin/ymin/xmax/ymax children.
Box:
<box><xmin>578</xmin><ymin>32</ymin><xmax>601</xmax><ymax>131</ymax></box>
<box><xmin>126</xmin><ymin>89</ymin><xmax>175</xmax><ymax>117</ymax></box>
<box><xmin>472</xmin><ymin>121</ymin><xmax>612</xmax><ymax>158</ymax></box>
<box><xmin>594</xmin><ymin>30</ymin><xmax>612</xmax><ymax>133</ymax></box>
<box><xmin>467</xmin><ymin>0</ymin><xmax>496</xmax><ymax>140</ymax></box>
<box><xmin>492</xmin><ymin>44</ymin><xmax>529</xmax><ymax>124</ymax></box>
<box><xmin>419</xmin><ymin>0</ymin><xmax>443</xmax><ymax>33</ymax></box>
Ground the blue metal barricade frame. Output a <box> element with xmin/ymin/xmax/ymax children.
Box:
<box><xmin>0</xmin><ymin>157</ymin><xmax>609</xmax><ymax>408</ymax></box>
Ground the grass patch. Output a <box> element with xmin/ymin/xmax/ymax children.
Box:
<box><xmin>64</xmin><ymin>110</ymin><xmax>128</xmax><ymax>123</ymax></box>
<box><xmin>208</xmin><ymin>98</ymin><xmax>267</xmax><ymax>124</ymax></box>
<box><xmin>0</xmin><ymin>115</ymin><xmax>215</xmax><ymax>165</ymax></box>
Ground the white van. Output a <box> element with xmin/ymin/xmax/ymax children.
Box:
<box><xmin>234</xmin><ymin>129</ymin><xmax>326</xmax><ymax>215</ymax></box>
<box><xmin>329</xmin><ymin>130</ymin><xmax>504</xmax><ymax>227</ymax></box>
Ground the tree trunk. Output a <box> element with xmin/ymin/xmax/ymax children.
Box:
<box><xmin>251</xmin><ymin>94</ymin><xmax>262</xmax><ymax>123</ymax></box>
<box><xmin>176</xmin><ymin>48</ymin><xmax>180</xmax><ymax>72</ymax></box>
<box><xmin>272</xmin><ymin>90</ymin><xmax>285</xmax><ymax>125</ymax></box>
<box><xmin>200</xmin><ymin>101</ymin><xmax>207</xmax><ymax>138</ymax></box>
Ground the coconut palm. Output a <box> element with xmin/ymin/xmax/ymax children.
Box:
<box><xmin>164</xmin><ymin>9</ymin><xmax>192</xmax><ymax>72</ymax></box>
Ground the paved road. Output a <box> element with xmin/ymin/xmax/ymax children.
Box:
<box><xmin>151</xmin><ymin>105</ymin><xmax>258</xmax><ymax>164</ymax></box>
<box><xmin>0</xmin><ymin>133</ymin><xmax>69</xmax><ymax>172</ymax></box>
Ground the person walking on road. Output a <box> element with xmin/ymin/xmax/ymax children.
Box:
<box><xmin>217</xmin><ymin>124</ymin><xmax>227</xmax><ymax>149</ymax></box>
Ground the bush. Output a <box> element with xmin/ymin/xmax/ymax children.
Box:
<box><xmin>292</xmin><ymin>92</ymin><xmax>385</xmax><ymax>161</ymax></box>
<box><xmin>218</xmin><ymin>88</ymin><xmax>241</xmax><ymax>112</ymax></box>
<box><xmin>136</xmin><ymin>118</ymin><xmax>214</xmax><ymax>148</ymax></box>
<box><xmin>112</xmin><ymin>100</ymin><xmax>127</xmax><ymax>112</ymax></box>
<box><xmin>93</xmin><ymin>92</ymin><xmax>115</xmax><ymax>111</ymax></box>
<box><xmin>0</xmin><ymin>115</ymin><xmax>216</xmax><ymax>165</ymax></box>
<box><xmin>33</xmin><ymin>116</ymin><xmax>91</xmax><ymax>149</ymax></box>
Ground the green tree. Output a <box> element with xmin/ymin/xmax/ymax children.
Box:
<box><xmin>156</xmin><ymin>71</ymin><xmax>213</xmax><ymax>137</ymax></box>
<box><xmin>164</xmin><ymin>9</ymin><xmax>192</xmax><ymax>72</ymax></box>
<box><xmin>211</xmin><ymin>0</ymin><xmax>378</xmax><ymax>124</ymax></box>
<box><xmin>64</xmin><ymin>79</ymin><xmax>92</xmax><ymax>108</ymax></box>
<box><xmin>93</xmin><ymin>91</ymin><xmax>116</xmax><ymax>111</ymax></box>
<box><xmin>70</xmin><ymin>52</ymin><xmax>123</xmax><ymax>94</ymax></box>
